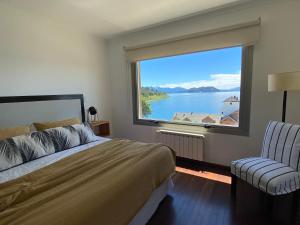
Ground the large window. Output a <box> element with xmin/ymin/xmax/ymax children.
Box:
<box><xmin>132</xmin><ymin>46</ymin><xmax>253</xmax><ymax>135</ymax></box>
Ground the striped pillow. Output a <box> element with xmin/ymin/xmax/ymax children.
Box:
<box><xmin>261</xmin><ymin>121</ymin><xmax>300</xmax><ymax>171</ymax></box>
<box><xmin>0</xmin><ymin>123</ymin><xmax>97</xmax><ymax>172</ymax></box>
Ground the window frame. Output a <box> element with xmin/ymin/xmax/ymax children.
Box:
<box><xmin>131</xmin><ymin>45</ymin><xmax>253</xmax><ymax>136</ymax></box>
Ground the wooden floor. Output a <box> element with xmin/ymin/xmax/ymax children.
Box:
<box><xmin>147</xmin><ymin>171</ymin><xmax>300</xmax><ymax>225</ymax></box>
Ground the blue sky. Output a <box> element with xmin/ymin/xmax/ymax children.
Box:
<box><xmin>140</xmin><ymin>46</ymin><xmax>242</xmax><ymax>90</ymax></box>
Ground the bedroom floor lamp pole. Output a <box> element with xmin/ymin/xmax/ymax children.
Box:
<box><xmin>268</xmin><ymin>71</ymin><xmax>300</xmax><ymax>122</ymax></box>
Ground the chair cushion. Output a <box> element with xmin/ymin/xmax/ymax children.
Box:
<box><xmin>231</xmin><ymin>157</ymin><xmax>300</xmax><ymax>195</ymax></box>
<box><xmin>261</xmin><ymin>121</ymin><xmax>300</xmax><ymax>172</ymax></box>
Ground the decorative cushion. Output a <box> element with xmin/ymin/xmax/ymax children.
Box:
<box><xmin>43</xmin><ymin>126</ymin><xmax>80</xmax><ymax>152</ymax></box>
<box><xmin>0</xmin><ymin>123</ymin><xmax>97</xmax><ymax>172</ymax></box>
<box><xmin>231</xmin><ymin>157</ymin><xmax>300</xmax><ymax>195</ymax></box>
<box><xmin>261</xmin><ymin>121</ymin><xmax>300</xmax><ymax>171</ymax></box>
<box><xmin>0</xmin><ymin>135</ymin><xmax>49</xmax><ymax>172</ymax></box>
<box><xmin>33</xmin><ymin>118</ymin><xmax>81</xmax><ymax>131</ymax></box>
<box><xmin>0</xmin><ymin>126</ymin><xmax>31</xmax><ymax>140</ymax></box>
<box><xmin>69</xmin><ymin>123</ymin><xmax>97</xmax><ymax>145</ymax></box>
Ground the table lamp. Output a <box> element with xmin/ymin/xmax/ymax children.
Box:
<box><xmin>87</xmin><ymin>106</ymin><xmax>99</xmax><ymax>122</ymax></box>
<box><xmin>268</xmin><ymin>71</ymin><xmax>300</xmax><ymax>122</ymax></box>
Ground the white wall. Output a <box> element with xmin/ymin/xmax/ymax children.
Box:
<box><xmin>107</xmin><ymin>0</ymin><xmax>300</xmax><ymax>166</ymax></box>
<box><xmin>0</xmin><ymin>3</ymin><xmax>112</xmax><ymax>122</ymax></box>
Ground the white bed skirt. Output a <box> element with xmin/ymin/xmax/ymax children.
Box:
<box><xmin>129</xmin><ymin>177</ymin><xmax>173</xmax><ymax>225</ymax></box>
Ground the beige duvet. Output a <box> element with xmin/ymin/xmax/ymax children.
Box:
<box><xmin>0</xmin><ymin>139</ymin><xmax>175</xmax><ymax>225</ymax></box>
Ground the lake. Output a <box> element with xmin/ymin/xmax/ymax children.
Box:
<box><xmin>143</xmin><ymin>91</ymin><xmax>240</xmax><ymax>121</ymax></box>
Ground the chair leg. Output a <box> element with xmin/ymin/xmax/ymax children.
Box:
<box><xmin>292</xmin><ymin>190</ymin><xmax>299</xmax><ymax>222</ymax></box>
<box><xmin>231</xmin><ymin>174</ymin><xmax>237</xmax><ymax>198</ymax></box>
<box><xmin>265</xmin><ymin>194</ymin><xmax>274</xmax><ymax>217</ymax></box>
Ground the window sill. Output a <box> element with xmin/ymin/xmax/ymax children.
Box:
<box><xmin>133</xmin><ymin>118</ymin><xmax>249</xmax><ymax>137</ymax></box>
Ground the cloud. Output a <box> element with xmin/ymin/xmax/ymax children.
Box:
<box><xmin>159</xmin><ymin>73</ymin><xmax>241</xmax><ymax>90</ymax></box>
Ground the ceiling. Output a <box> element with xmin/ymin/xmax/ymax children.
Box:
<box><xmin>3</xmin><ymin>0</ymin><xmax>251</xmax><ymax>38</ymax></box>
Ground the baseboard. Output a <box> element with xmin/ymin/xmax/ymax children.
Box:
<box><xmin>176</xmin><ymin>156</ymin><xmax>231</xmax><ymax>176</ymax></box>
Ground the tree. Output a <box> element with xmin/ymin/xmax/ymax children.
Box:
<box><xmin>141</xmin><ymin>97</ymin><xmax>151</xmax><ymax>116</ymax></box>
<box><xmin>140</xmin><ymin>87</ymin><xmax>167</xmax><ymax>116</ymax></box>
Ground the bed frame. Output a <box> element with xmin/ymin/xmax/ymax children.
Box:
<box><xmin>0</xmin><ymin>94</ymin><xmax>85</xmax><ymax>127</ymax></box>
<box><xmin>0</xmin><ymin>94</ymin><xmax>172</xmax><ymax>225</ymax></box>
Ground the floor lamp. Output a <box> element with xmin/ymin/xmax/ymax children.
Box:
<box><xmin>268</xmin><ymin>71</ymin><xmax>300</xmax><ymax>122</ymax></box>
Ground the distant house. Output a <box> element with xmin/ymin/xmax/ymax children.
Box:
<box><xmin>202</xmin><ymin>116</ymin><xmax>216</xmax><ymax>124</ymax></box>
<box><xmin>173</xmin><ymin>111</ymin><xmax>239</xmax><ymax>126</ymax></box>
<box><xmin>183</xmin><ymin>117</ymin><xmax>191</xmax><ymax>122</ymax></box>
<box><xmin>172</xmin><ymin>112</ymin><xmax>221</xmax><ymax>124</ymax></box>
<box><xmin>224</xmin><ymin>96</ymin><xmax>239</xmax><ymax>103</ymax></box>
<box><xmin>220</xmin><ymin>110</ymin><xmax>239</xmax><ymax>126</ymax></box>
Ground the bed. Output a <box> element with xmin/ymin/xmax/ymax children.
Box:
<box><xmin>0</xmin><ymin>95</ymin><xmax>176</xmax><ymax>225</ymax></box>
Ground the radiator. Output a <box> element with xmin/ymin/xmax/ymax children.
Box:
<box><xmin>156</xmin><ymin>129</ymin><xmax>204</xmax><ymax>161</ymax></box>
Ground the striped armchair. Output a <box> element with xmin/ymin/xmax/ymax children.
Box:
<box><xmin>231</xmin><ymin>121</ymin><xmax>300</xmax><ymax>213</ymax></box>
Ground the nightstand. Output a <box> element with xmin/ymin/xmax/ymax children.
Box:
<box><xmin>89</xmin><ymin>121</ymin><xmax>110</xmax><ymax>137</ymax></box>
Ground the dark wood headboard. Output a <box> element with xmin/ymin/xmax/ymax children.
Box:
<box><xmin>0</xmin><ymin>94</ymin><xmax>85</xmax><ymax>128</ymax></box>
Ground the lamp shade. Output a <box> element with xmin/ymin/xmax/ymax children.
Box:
<box><xmin>88</xmin><ymin>106</ymin><xmax>97</xmax><ymax>115</ymax></box>
<box><xmin>268</xmin><ymin>71</ymin><xmax>300</xmax><ymax>92</ymax></box>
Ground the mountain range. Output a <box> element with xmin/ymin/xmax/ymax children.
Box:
<box><xmin>153</xmin><ymin>86</ymin><xmax>240</xmax><ymax>93</ymax></box>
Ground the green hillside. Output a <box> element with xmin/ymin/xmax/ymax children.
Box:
<box><xmin>141</xmin><ymin>87</ymin><xmax>168</xmax><ymax>116</ymax></box>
